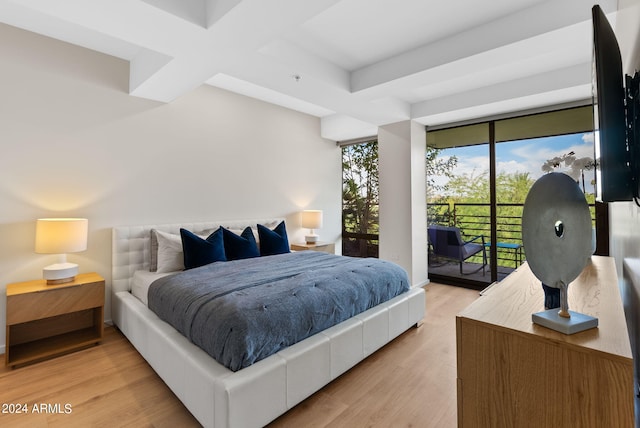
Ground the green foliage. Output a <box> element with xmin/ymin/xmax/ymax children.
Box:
<box><xmin>498</xmin><ymin>172</ymin><xmax>535</xmax><ymax>203</ymax></box>
<box><xmin>342</xmin><ymin>141</ymin><xmax>379</xmax><ymax>235</ymax></box>
<box><xmin>426</xmin><ymin>146</ymin><xmax>458</xmax><ymax>196</ymax></box>
<box><xmin>426</xmin><ymin>164</ymin><xmax>596</xmax><ymax>267</ymax></box>
<box><xmin>432</xmin><ymin>170</ymin><xmax>535</xmax><ymax>242</ymax></box>
<box><xmin>426</xmin><ymin>146</ymin><xmax>458</xmax><ymax>225</ymax></box>
<box><xmin>442</xmin><ymin>171</ymin><xmax>535</xmax><ymax>204</ymax></box>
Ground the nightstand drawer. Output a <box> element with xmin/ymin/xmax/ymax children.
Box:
<box><xmin>7</xmin><ymin>282</ymin><xmax>104</xmax><ymax>325</ymax></box>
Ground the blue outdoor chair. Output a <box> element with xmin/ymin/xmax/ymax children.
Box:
<box><xmin>428</xmin><ymin>225</ymin><xmax>486</xmax><ymax>275</ymax></box>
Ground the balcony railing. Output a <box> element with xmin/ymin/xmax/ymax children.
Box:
<box><xmin>428</xmin><ymin>202</ymin><xmax>596</xmax><ymax>268</ymax></box>
<box><xmin>429</xmin><ymin>203</ymin><xmax>524</xmax><ymax>268</ymax></box>
<box><xmin>343</xmin><ymin>202</ymin><xmax>595</xmax><ymax>269</ymax></box>
<box><xmin>342</xmin><ymin>230</ymin><xmax>379</xmax><ymax>258</ymax></box>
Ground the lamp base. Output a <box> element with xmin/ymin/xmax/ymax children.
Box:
<box><xmin>43</xmin><ymin>262</ymin><xmax>78</xmax><ymax>285</ymax></box>
<box><xmin>532</xmin><ymin>309</ymin><xmax>598</xmax><ymax>335</ymax></box>
<box><xmin>305</xmin><ymin>234</ymin><xmax>319</xmax><ymax>244</ymax></box>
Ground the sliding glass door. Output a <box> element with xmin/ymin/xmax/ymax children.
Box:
<box><xmin>427</xmin><ymin>123</ymin><xmax>493</xmax><ymax>287</ymax></box>
<box><xmin>427</xmin><ymin>106</ymin><xmax>597</xmax><ymax>288</ymax></box>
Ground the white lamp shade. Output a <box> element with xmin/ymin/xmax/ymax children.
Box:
<box><xmin>35</xmin><ymin>218</ymin><xmax>88</xmax><ymax>254</ymax></box>
<box><xmin>301</xmin><ymin>210</ymin><xmax>323</xmax><ymax>230</ymax></box>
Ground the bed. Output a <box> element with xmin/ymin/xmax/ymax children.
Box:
<box><xmin>111</xmin><ymin>218</ymin><xmax>426</xmax><ymax>428</ymax></box>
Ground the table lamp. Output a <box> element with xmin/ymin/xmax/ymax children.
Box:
<box><xmin>35</xmin><ymin>218</ymin><xmax>88</xmax><ymax>285</ymax></box>
<box><xmin>301</xmin><ymin>210</ymin><xmax>323</xmax><ymax>244</ymax></box>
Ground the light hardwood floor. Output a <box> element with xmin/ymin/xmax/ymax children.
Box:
<box><xmin>0</xmin><ymin>283</ymin><xmax>479</xmax><ymax>427</ymax></box>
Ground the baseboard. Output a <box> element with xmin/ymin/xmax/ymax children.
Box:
<box><xmin>413</xmin><ymin>279</ymin><xmax>430</xmax><ymax>288</ymax></box>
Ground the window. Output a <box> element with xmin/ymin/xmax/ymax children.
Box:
<box><xmin>427</xmin><ymin>106</ymin><xmax>597</xmax><ymax>287</ymax></box>
<box><xmin>342</xmin><ymin>140</ymin><xmax>379</xmax><ymax>257</ymax></box>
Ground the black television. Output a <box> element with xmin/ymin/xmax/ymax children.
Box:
<box><xmin>591</xmin><ymin>5</ymin><xmax>639</xmax><ymax>203</ymax></box>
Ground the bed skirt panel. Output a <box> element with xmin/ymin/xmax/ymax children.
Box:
<box><xmin>321</xmin><ymin>317</ymin><xmax>364</xmax><ymax>379</ymax></box>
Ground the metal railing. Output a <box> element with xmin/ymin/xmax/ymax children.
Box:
<box><xmin>342</xmin><ymin>230</ymin><xmax>379</xmax><ymax>258</ymax></box>
<box><xmin>428</xmin><ymin>202</ymin><xmax>596</xmax><ymax>268</ymax></box>
<box><xmin>429</xmin><ymin>203</ymin><xmax>524</xmax><ymax>268</ymax></box>
<box><xmin>343</xmin><ymin>202</ymin><xmax>595</xmax><ymax>267</ymax></box>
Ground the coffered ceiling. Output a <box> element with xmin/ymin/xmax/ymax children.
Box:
<box><xmin>0</xmin><ymin>0</ymin><xmax>619</xmax><ymax>140</ymax></box>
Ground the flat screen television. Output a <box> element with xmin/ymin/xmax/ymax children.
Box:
<box><xmin>591</xmin><ymin>4</ymin><xmax>632</xmax><ymax>202</ymax></box>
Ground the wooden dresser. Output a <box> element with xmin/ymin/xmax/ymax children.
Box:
<box><xmin>456</xmin><ymin>256</ymin><xmax>634</xmax><ymax>427</ymax></box>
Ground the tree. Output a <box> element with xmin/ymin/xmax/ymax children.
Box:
<box><xmin>497</xmin><ymin>172</ymin><xmax>535</xmax><ymax>204</ymax></box>
<box><xmin>426</xmin><ymin>146</ymin><xmax>458</xmax><ymax>225</ymax></box>
<box><xmin>426</xmin><ymin>146</ymin><xmax>458</xmax><ymax>198</ymax></box>
<box><xmin>438</xmin><ymin>170</ymin><xmax>535</xmax><ymax>245</ymax></box>
<box><xmin>342</xmin><ymin>142</ymin><xmax>379</xmax><ymax>256</ymax></box>
<box><xmin>445</xmin><ymin>170</ymin><xmax>489</xmax><ymax>202</ymax></box>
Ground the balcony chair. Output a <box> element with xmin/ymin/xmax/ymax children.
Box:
<box><xmin>428</xmin><ymin>225</ymin><xmax>487</xmax><ymax>275</ymax></box>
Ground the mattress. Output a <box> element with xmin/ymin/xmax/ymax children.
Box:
<box><xmin>131</xmin><ymin>270</ymin><xmax>175</xmax><ymax>305</ymax></box>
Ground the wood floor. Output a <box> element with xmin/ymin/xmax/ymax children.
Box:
<box><xmin>0</xmin><ymin>283</ymin><xmax>479</xmax><ymax>427</ymax></box>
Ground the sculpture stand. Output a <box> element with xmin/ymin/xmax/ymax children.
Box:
<box><xmin>532</xmin><ymin>309</ymin><xmax>598</xmax><ymax>334</ymax></box>
<box><xmin>532</xmin><ymin>281</ymin><xmax>598</xmax><ymax>334</ymax></box>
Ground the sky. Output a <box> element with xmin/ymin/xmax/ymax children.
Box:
<box><xmin>432</xmin><ymin>132</ymin><xmax>595</xmax><ymax>194</ymax></box>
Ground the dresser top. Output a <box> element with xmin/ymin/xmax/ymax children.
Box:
<box><xmin>458</xmin><ymin>256</ymin><xmax>632</xmax><ymax>360</ymax></box>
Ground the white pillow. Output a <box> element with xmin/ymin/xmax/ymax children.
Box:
<box><xmin>155</xmin><ymin>230</ymin><xmax>185</xmax><ymax>273</ymax></box>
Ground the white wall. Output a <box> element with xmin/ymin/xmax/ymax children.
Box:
<box><xmin>608</xmin><ymin>0</ymin><xmax>640</xmax><ymax>275</ymax></box>
<box><xmin>0</xmin><ymin>23</ymin><xmax>341</xmax><ymax>351</ymax></box>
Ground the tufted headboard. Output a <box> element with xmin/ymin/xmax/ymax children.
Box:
<box><xmin>111</xmin><ymin>218</ymin><xmax>284</xmax><ymax>294</ymax></box>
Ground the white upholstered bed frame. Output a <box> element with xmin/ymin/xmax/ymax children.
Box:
<box><xmin>111</xmin><ymin>218</ymin><xmax>426</xmax><ymax>428</ymax></box>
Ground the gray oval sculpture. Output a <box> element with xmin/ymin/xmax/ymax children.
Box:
<box><xmin>522</xmin><ymin>172</ymin><xmax>596</xmax><ymax>334</ymax></box>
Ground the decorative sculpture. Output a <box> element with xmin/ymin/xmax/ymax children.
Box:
<box><xmin>521</xmin><ymin>172</ymin><xmax>597</xmax><ymax>334</ymax></box>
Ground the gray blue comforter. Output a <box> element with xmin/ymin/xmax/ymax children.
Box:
<box><xmin>147</xmin><ymin>251</ymin><xmax>410</xmax><ymax>371</ymax></box>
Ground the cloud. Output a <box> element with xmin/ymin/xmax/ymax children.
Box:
<box><xmin>509</xmin><ymin>139</ymin><xmax>593</xmax><ymax>180</ymax></box>
<box><xmin>497</xmin><ymin>160</ymin><xmax>529</xmax><ymax>175</ymax></box>
<box><xmin>455</xmin><ymin>156</ymin><xmax>489</xmax><ymax>175</ymax></box>
<box><xmin>429</xmin><ymin>133</ymin><xmax>598</xmax><ymax>197</ymax></box>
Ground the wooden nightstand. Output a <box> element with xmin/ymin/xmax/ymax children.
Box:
<box><xmin>5</xmin><ymin>272</ymin><xmax>105</xmax><ymax>368</ymax></box>
<box><xmin>291</xmin><ymin>242</ymin><xmax>335</xmax><ymax>254</ymax></box>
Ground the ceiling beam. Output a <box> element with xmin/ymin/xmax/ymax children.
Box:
<box><xmin>411</xmin><ymin>62</ymin><xmax>591</xmax><ymax>124</ymax></box>
<box><xmin>222</xmin><ymin>51</ymin><xmax>411</xmax><ymax>126</ymax></box>
<box><xmin>350</xmin><ymin>0</ymin><xmax>617</xmax><ymax>95</ymax></box>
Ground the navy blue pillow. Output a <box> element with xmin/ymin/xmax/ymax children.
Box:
<box><xmin>222</xmin><ymin>227</ymin><xmax>259</xmax><ymax>260</ymax></box>
<box><xmin>180</xmin><ymin>227</ymin><xmax>226</xmax><ymax>269</ymax></box>
<box><xmin>257</xmin><ymin>221</ymin><xmax>290</xmax><ymax>256</ymax></box>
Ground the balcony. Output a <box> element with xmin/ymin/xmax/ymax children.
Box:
<box><xmin>428</xmin><ymin>202</ymin><xmax>596</xmax><ymax>285</ymax></box>
<box><xmin>428</xmin><ymin>203</ymin><xmax>524</xmax><ymax>284</ymax></box>
<box><xmin>343</xmin><ymin>201</ymin><xmax>595</xmax><ymax>286</ymax></box>
<box><xmin>342</xmin><ymin>203</ymin><xmax>528</xmax><ymax>283</ymax></box>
